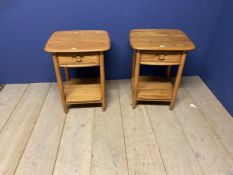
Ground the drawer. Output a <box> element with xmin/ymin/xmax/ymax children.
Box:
<box><xmin>140</xmin><ymin>51</ymin><xmax>182</xmax><ymax>65</ymax></box>
<box><xmin>57</xmin><ymin>52</ymin><xmax>100</xmax><ymax>67</ymax></box>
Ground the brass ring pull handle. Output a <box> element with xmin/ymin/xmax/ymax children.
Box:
<box><xmin>158</xmin><ymin>55</ymin><xmax>166</xmax><ymax>60</ymax></box>
<box><xmin>73</xmin><ymin>55</ymin><xmax>83</xmax><ymax>62</ymax></box>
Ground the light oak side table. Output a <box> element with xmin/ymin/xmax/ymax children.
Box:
<box><xmin>130</xmin><ymin>29</ymin><xmax>195</xmax><ymax>110</ymax></box>
<box><xmin>45</xmin><ymin>30</ymin><xmax>110</xmax><ymax>113</ymax></box>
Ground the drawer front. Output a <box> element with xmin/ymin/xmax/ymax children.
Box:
<box><xmin>140</xmin><ymin>51</ymin><xmax>182</xmax><ymax>65</ymax></box>
<box><xmin>57</xmin><ymin>52</ymin><xmax>99</xmax><ymax>67</ymax></box>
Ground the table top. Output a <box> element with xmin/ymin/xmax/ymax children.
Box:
<box><xmin>130</xmin><ymin>29</ymin><xmax>195</xmax><ymax>51</ymax></box>
<box><xmin>45</xmin><ymin>30</ymin><xmax>110</xmax><ymax>53</ymax></box>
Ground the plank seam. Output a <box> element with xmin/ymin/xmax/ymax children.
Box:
<box><xmin>51</xmin><ymin>94</ymin><xmax>68</xmax><ymax>175</ymax></box>
<box><xmin>89</xmin><ymin>108</ymin><xmax>96</xmax><ymax>175</ymax></box>
<box><xmin>173</xmin><ymin>103</ymin><xmax>208</xmax><ymax>175</ymax></box>
<box><xmin>145</xmin><ymin>105</ymin><xmax>168</xmax><ymax>175</ymax></box>
<box><xmin>117</xmin><ymin>80</ymin><xmax>130</xmax><ymax>175</ymax></box>
<box><xmin>13</xmin><ymin>83</ymin><xmax>52</xmax><ymax>175</ymax></box>
<box><xmin>0</xmin><ymin>84</ymin><xmax>29</xmax><ymax>133</ymax></box>
<box><xmin>51</xmin><ymin>115</ymin><xmax>68</xmax><ymax>175</ymax></box>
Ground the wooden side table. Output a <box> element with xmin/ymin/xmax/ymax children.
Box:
<box><xmin>130</xmin><ymin>29</ymin><xmax>195</xmax><ymax>110</ymax></box>
<box><xmin>45</xmin><ymin>30</ymin><xmax>110</xmax><ymax>113</ymax></box>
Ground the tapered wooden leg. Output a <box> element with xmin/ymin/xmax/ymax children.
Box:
<box><xmin>132</xmin><ymin>51</ymin><xmax>141</xmax><ymax>109</ymax></box>
<box><xmin>52</xmin><ymin>54</ymin><xmax>68</xmax><ymax>113</ymax></box>
<box><xmin>131</xmin><ymin>50</ymin><xmax>136</xmax><ymax>90</ymax></box>
<box><xmin>170</xmin><ymin>53</ymin><xmax>187</xmax><ymax>110</ymax></box>
<box><xmin>166</xmin><ymin>66</ymin><xmax>172</xmax><ymax>78</ymax></box>
<box><xmin>64</xmin><ymin>68</ymin><xmax>70</xmax><ymax>81</ymax></box>
<box><xmin>100</xmin><ymin>52</ymin><xmax>106</xmax><ymax>111</ymax></box>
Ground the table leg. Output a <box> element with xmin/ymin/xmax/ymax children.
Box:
<box><xmin>100</xmin><ymin>52</ymin><xmax>106</xmax><ymax>111</ymax></box>
<box><xmin>131</xmin><ymin>50</ymin><xmax>136</xmax><ymax>90</ymax></box>
<box><xmin>132</xmin><ymin>51</ymin><xmax>141</xmax><ymax>109</ymax></box>
<box><xmin>166</xmin><ymin>66</ymin><xmax>172</xmax><ymax>78</ymax></box>
<box><xmin>52</xmin><ymin>54</ymin><xmax>68</xmax><ymax>113</ymax></box>
<box><xmin>170</xmin><ymin>52</ymin><xmax>187</xmax><ymax>110</ymax></box>
<box><xmin>64</xmin><ymin>68</ymin><xmax>70</xmax><ymax>81</ymax></box>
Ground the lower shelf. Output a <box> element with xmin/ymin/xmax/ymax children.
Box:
<box><xmin>64</xmin><ymin>78</ymin><xmax>102</xmax><ymax>104</ymax></box>
<box><xmin>137</xmin><ymin>76</ymin><xmax>173</xmax><ymax>101</ymax></box>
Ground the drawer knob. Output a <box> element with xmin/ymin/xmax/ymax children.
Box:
<box><xmin>158</xmin><ymin>55</ymin><xmax>166</xmax><ymax>60</ymax></box>
<box><xmin>74</xmin><ymin>56</ymin><xmax>83</xmax><ymax>62</ymax></box>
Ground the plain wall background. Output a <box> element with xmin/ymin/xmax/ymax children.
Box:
<box><xmin>0</xmin><ymin>0</ymin><xmax>224</xmax><ymax>83</ymax></box>
<box><xmin>200</xmin><ymin>0</ymin><xmax>233</xmax><ymax>116</ymax></box>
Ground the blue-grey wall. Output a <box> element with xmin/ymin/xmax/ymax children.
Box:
<box><xmin>0</xmin><ymin>0</ymin><xmax>224</xmax><ymax>83</ymax></box>
<box><xmin>200</xmin><ymin>0</ymin><xmax>233</xmax><ymax>116</ymax></box>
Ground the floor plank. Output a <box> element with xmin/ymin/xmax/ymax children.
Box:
<box><xmin>0</xmin><ymin>83</ymin><xmax>50</xmax><ymax>175</ymax></box>
<box><xmin>91</xmin><ymin>81</ymin><xmax>128</xmax><ymax>175</ymax></box>
<box><xmin>118</xmin><ymin>80</ymin><xmax>166</xmax><ymax>175</ymax></box>
<box><xmin>0</xmin><ymin>78</ymin><xmax>232</xmax><ymax>175</ymax></box>
<box><xmin>14</xmin><ymin>84</ymin><xmax>66</xmax><ymax>175</ymax></box>
<box><xmin>183</xmin><ymin>76</ymin><xmax>233</xmax><ymax>159</ymax></box>
<box><xmin>174</xmin><ymin>87</ymin><xmax>233</xmax><ymax>175</ymax></box>
<box><xmin>146</xmin><ymin>104</ymin><xmax>204</xmax><ymax>175</ymax></box>
<box><xmin>53</xmin><ymin>107</ymin><xmax>94</xmax><ymax>175</ymax></box>
<box><xmin>0</xmin><ymin>84</ymin><xmax>28</xmax><ymax>131</ymax></box>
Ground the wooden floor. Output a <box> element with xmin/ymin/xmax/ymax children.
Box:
<box><xmin>0</xmin><ymin>76</ymin><xmax>233</xmax><ymax>175</ymax></box>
